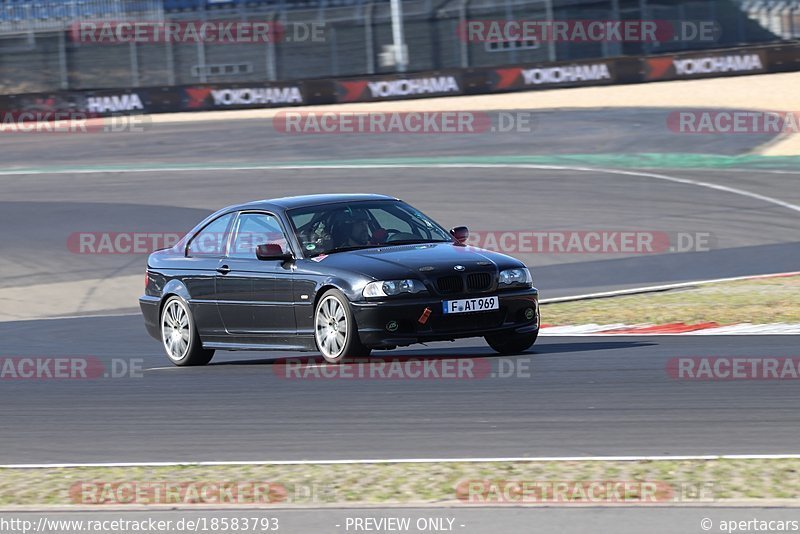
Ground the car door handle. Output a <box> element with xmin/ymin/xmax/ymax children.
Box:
<box><xmin>216</xmin><ymin>265</ymin><xmax>231</xmax><ymax>275</ymax></box>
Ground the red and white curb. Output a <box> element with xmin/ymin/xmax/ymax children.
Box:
<box><xmin>540</xmin><ymin>322</ymin><xmax>800</xmax><ymax>336</ymax></box>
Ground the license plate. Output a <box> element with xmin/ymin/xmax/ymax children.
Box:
<box><xmin>442</xmin><ymin>296</ymin><xmax>499</xmax><ymax>315</ymax></box>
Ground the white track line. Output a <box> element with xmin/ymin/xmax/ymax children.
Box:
<box><xmin>3</xmin><ymin>454</ymin><xmax>800</xmax><ymax>469</ymax></box>
<box><xmin>591</xmin><ymin>166</ymin><xmax>800</xmax><ymax>214</ymax></box>
<box><xmin>6</xmin><ymin>163</ymin><xmax>800</xmax><ymax>175</ymax></box>
<box><xmin>2</xmin><ymin>162</ymin><xmax>800</xmax><ymax>215</ymax></box>
<box><xmin>25</xmin><ymin>311</ymin><xmax>140</xmax><ymax>321</ymax></box>
<box><xmin>684</xmin><ymin>323</ymin><xmax>800</xmax><ymax>335</ymax></box>
<box><xmin>692</xmin><ymin>168</ymin><xmax>800</xmax><ymax>175</ymax></box>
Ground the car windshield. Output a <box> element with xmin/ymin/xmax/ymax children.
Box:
<box><xmin>288</xmin><ymin>200</ymin><xmax>453</xmax><ymax>258</ymax></box>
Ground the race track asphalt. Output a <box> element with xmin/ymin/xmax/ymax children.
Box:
<box><xmin>0</xmin><ymin>314</ymin><xmax>797</xmax><ymax>464</ymax></box>
<box><xmin>0</xmin><ymin>108</ymin><xmax>798</xmax><ymax>464</ymax></box>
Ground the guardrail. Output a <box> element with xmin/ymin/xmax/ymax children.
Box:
<box><xmin>0</xmin><ymin>41</ymin><xmax>798</xmax><ymax>116</ymax></box>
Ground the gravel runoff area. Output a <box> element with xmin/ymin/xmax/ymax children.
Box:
<box><xmin>147</xmin><ymin>72</ymin><xmax>800</xmax><ymax>157</ymax></box>
<box><xmin>2</xmin><ymin>459</ymin><xmax>800</xmax><ymax>507</ymax></box>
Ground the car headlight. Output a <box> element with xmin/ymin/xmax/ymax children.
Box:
<box><xmin>363</xmin><ymin>279</ymin><xmax>427</xmax><ymax>298</ymax></box>
<box><xmin>498</xmin><ymin>267</ymin><xmax>532</xmax><ymax>287</ymax></box>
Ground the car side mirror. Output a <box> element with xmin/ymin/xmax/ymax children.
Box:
<box><xmin>256</xmin><ymin>243</ymin><xmax>294</xmax><ymax>261</ymax></box>
<box><xmin>450</xmin><ymin>226</ymin><xmax>469</xmax><ymax>245</ymax></box>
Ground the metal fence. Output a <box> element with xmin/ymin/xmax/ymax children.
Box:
<box><xmin>740</xmin><ymin>0</ymin><xmax>800</xmax><ymax>38</ymax></box>
<box><xmin>0</xmin><ymin>0</ymin><xmax>796</xmax><ymax>94</ymax></box>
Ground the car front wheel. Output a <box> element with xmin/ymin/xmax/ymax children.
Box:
<box><xmin>160</xmin><ymin>296</ymin><xmax>214</xmax><ymax>366</ymax></box>
<box><xmin>485</xmin><ymin>329</ymin><xmax>539</xmax><ymax>355</ymax></box>
<box><xmin>314</xmin><ymin>289</ymin><xmax>371</xmax><ymax>363</ymax></box>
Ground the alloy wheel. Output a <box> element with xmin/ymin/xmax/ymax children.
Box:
<box><xmin>161</xmin><ymin>299</ymin><xmax>191</xmax><ymax>362</ymax></box>
<box><xmin>315</xmin><ymin>295</ymin><xmax>348</xmax><ymax>360</ymax></box>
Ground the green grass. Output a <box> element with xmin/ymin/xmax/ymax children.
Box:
<box><xmin>2</xmin><ymin>459</ymin><xmax>800</xmax><ymax>506</ymax></box>
<box><xmin>542</xmin><ymin>275</ymin><xmax>800</xmax><ymax>326</ymax></box>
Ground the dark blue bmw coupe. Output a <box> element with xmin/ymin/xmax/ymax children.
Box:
<box><xmin>140</xmin><ymin>194</ymin><xmax>539</xmax><ymax>365</ymax></box>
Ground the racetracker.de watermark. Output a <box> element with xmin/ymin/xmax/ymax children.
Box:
<box><xmin>71</xmin><ymin>20</ymin><xmax>325</xmax><ymax>44</ymax></box>
<box><xmin>71</xmin><ymin>482</ymin><xmax>286</xmax><ymax>505</ymax></box>
<box><xmin>458</xmin><ymin>19</ymin><xmax>719</xmax><ymax>43</ymax></box>
<box><xmin>667</xmin><ymin>357</ymin><xmax>800</xmax><ymax>380</ymax></box>
<box><xmin>455</xmin><ymin>480</ymin><xmax>715</xmax><ymax>504</ymax></box>
<box><xmin>0</xmin><ymin>357</ymin><xmax>143</xmax><ymax>380</ymax></box>
<box><xmin>464</xmin><ymin>230</ymin><xmax>714</xmax><ymax>254</ymax></box>
<box><xmin>0</xmin><ymin>113</ymin><xmax>149</xmax><ymax>134</ymax></box>
<box><xmin>272</xmin><ymin>356</ymin><xmax>533</xmax><ymax>380</ymax></box>
<box><xmin>66</xmin><ymin>230</ymin><xmax>714</xmax><ymax>255</ymax></box>
<box><xmin>70</xmin><ymin>481</ymin><xmax>339</xmax><ymax>505</ymax></box>
<box><xmin>668</xmin><ymin>110</ymin><xmax>800</xmax><ymax>134</ymax></box>
<box><xmin>67</xmin><ymin>231</ymin><xmax>286</xmax><ymax>255</ymax></box>
<box><xmin>68</xmin><ymin>232</ymin><xmax>184</xmax><ymax>254</ymax></box>
<box><xmin>272</xmin><ymin>111</ymin><xmax>534</xmax><ymax>134</ymax></box>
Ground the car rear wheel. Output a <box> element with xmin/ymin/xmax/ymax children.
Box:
<box><xmin>314</xmin><ymin>289</ymin><xmax>371</xmax><ymax>363</ymax></box>
<box><xmin>160</xmin><ymin>296</ymin><xmax>214</xmax><ymax>366</ymax></box>
<box><xmin>485</xmin><ymin>330</ymin><xmax>539</xmax><ymax>355</ymax></box>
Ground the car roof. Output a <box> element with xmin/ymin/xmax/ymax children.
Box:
<box><xmin>236</xmin><ymin>193</ymin><xmax>400</xmax><ymax>211</ymax></box>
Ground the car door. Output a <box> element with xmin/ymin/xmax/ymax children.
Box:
<box><xmin>182</xmin><ymin>212</ymin><xmax>236</xmax><ymax>338</ymax></box>
<box><xmin>217</xmin><ymin>211</ymin><xmax>296</xmax><ymax>336</ymax></box>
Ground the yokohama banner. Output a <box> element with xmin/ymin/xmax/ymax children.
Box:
<box><xmin>181</xmin><ymin>83</ymin><xmax>305</xmax><ymax>111</ymax></box>
<box><xmin>481</xmin><ymin>60</ymin><xmax>618</xmax><ymax>92</ymax></box>
<box><xmin>643</xmin><ymin>48</ymin><xmax>768</xmax><ymax>81</ymax></box>
<box><xmin>0</xmin><ymin>89</ymin><xmax>159</xmax><ymax>117</ymax></box>
<box><xmin>333</xmin><ymin>72</ymin><xmax>463</xmax><ymax>103</ymax></box>
<box><xmin>0</xmin><ymin>43</ymin><xmax>797</xmax><ymax>117</ymax></box>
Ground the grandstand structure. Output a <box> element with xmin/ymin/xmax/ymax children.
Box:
<box><xmin>0</xmin><ymin>0</ymin><xmax>797</xmax><ymax>94</ymax></box>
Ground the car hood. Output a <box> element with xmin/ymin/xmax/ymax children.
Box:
<box><xmin>310</xmin><ymin>243</ymin><xmax>526</xmax><ymax>280</ymax></box>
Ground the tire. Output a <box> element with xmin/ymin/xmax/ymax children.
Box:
<box><xmin>160</xmin><ymin>296</ymin><xmax>215</xmax><ymax>366</ymax></box>
<box><xmin>485</xmin><ymin>329</ymin><xmax>539</xmax><ymax>355</ymax></box>
<box><xmin>314</xmin><ymin>289</ymin><xmax>371</xmax><ymax>363</ymax></box>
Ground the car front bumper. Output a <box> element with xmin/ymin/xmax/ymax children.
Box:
<box><xmin>351</xmin><ymin>288</ymin><xmax>539</xmax><ymax>348</ymax></box>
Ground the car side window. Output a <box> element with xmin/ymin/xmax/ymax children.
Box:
<box><xmin>229</xmin><ymin>212</ymin><xmax>290</xmax><ymax>260</ymax></box>
<box><xmin>186</xmin><ymin>213</ymin><xmax>234</xmax><ymax>257</ymax></box>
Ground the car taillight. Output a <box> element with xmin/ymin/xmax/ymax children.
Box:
<box><xmin>144</xmin><ymin>271</ymin><xmax>149</xmax><ymax>289</ymax></box>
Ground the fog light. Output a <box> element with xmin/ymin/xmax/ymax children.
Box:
<box><xmin>386</xmin><ymin>320</ymin><xmax>399</xmax><ymax>332</ymax></box>
<box><xmin>524</xmin><ymin>307</ymin><xmax>535</xmax><ymax>320</ymax></box>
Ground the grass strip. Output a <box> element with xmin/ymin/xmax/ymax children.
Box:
<box><xmin>541</xmin><ymin>275</ymin><xmax>800</xmax><ymax>326</ymax></box>
<box><xmin>1</xmin><ymin>459</ymin><xmax>799</xmax><ymax>506</ymax></box>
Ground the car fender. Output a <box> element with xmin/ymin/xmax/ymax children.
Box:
<box><xmin>161</xmin><ymin>278</ymin><xmax>192</xmax><ymax>303</ymax></box>
<box><xmin>313</xmin><ymin>275</ymin><xmax>363</xmax><ymax>303</ymax></box>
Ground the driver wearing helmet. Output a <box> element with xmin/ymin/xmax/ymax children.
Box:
<box><xmin>332</xmin><ymin>210</ymin><xmax>372</xmax><ymax>247</ymax></box>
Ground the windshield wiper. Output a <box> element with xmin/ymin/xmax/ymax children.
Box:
<box><xmin>311</xmin><ymin>245</ymin><xmax>379</xmax><ymax>257</ymax></box>
<box><xmin>310</xmin><ymin>240</ymin><xmax>450</xmax><ymax>257</ymax></box>
<box><xmin>382</xmin><ymin>239</ymin><xmax>451</xmax><ymax>246</ymax></box>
